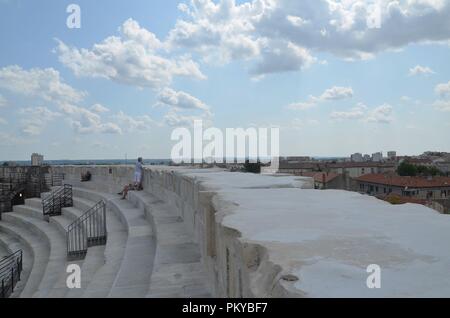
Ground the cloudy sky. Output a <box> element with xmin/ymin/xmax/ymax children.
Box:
<box><xmin>0</xmin><ymin>0</ymin><xmax>449</xmax><ymax>160</ymax></box>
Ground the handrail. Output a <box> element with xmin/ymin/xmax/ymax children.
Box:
<box><xmin>42</xmin><ymin>184</ymin><xmax>73</xmax><ymax>217</ymax></box>
<box><xmin>0</xmin><ymin>250</ymin><xmax>23</xmax><ymax>298</ymax></box>
<box><xmin>67</xmin><ymin>200</ymin><xmax>107</xmax><ymax>260</ymax></box>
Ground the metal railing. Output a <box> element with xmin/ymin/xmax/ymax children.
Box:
<box><xmin>0</xmin><ymin>250</ymin><xmax>23</xmax><ymax>298</ymax></box>
<box><xmin>67</xmin><ymin>200</ymin><xmax>107</xmax><ymax>260</ymax></box>
<box><xmin>42</xmin><ymin>184</ymin><xmax>73</xmax><ymax>217</ymax></box>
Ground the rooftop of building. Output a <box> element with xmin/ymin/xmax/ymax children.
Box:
<box><xmin>300</xmin><ymin>171</ymin><xmax>340</xmax><ymax>183</ymax></box>
<box><xmin>278</xmin><ymin>161</ymin><xmax>396</xmax><ymax>170</ymax></box>
<box><xmin>356</xmin><ymin>173</ymin><xmax>450</xmax><ymax>188</ymax></box>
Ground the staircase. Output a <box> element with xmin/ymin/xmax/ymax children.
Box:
<box><xmin>0</xmin><ymin>181</ymin><xmax>211</xmax><ymax>298</ymax></box>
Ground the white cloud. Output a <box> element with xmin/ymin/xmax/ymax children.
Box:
<box><xmin>366</xmin><ymin>103</ymin><xmax>394</xmax><ymax>123</ymax></box>
<box><xmin>0</xmin><ymin>65</ymin><xmax>86</xmax><ymax>105</ymax></box>
<box><xmin>250</xmin><ymin>41</ymin><xmax>316</xmax><ymax>76</ymax></box>
<box><xmin>435</xmin><ymin>80</ymin><xmax>450</xmax><ymax>97</ymax></box>
<box><xmin>58</xmin><ymin>103</ymin><xmax>122</xmax><ymax>135</ymax></box>
<box><xmin>56</xmin><ymin>19</ymin><xmax>206</xmax><ymax>89</ymax></box>
<box><xmin>432</xmin><ymin>81</ymin><xmax>450</xmax><ymax>111</ymax></box>
<box><xmin>18</xmin><ymin>106</ymin><xmax>61</xmax><ymax>136</ymax></box>
<box><xmin>329</xmin><ymin>103</ymin><xmax>393</xmax><ymax>123</ymax></box>
<box><xmin>114</xmin><ymin>111</ymin><xmax>155</xmax><ymax>132</ymax></box>
<box><xmin>157</xmin><ymin>88</ymin><xmax>210</xmax><ymax>113</ymax></box>
<box><xmin>286</xmin><ymin>15</ymin><xmax>310</xmax><ymax>27</ymax></box>
<box><xmin>90</xmin><ymin>103</ymin><xmax>110</xmax><ymax>113</ymax></box>
<box><xmin>287</xmin><ymin>85</ymin><xmax>353</xmax><ymax>111</ymax></box>
<box><xmin>318</xmin><ymin>86</ymin><xmax>354</xmax><ymax>101</ymax></box>
<box><xmin>163</xmin><ymin>109</ymin><xmax>212</xmax><ymax>127</ymax></box>
<box><xmin>433</xmin><ymin>99</ymin><xmax>450</xmax><ymax>111</ymax></box>
<box><xmin>409</xmin><ymin>65</ymin><xmax>435</xmax><ymax>76</ymax></box>
<box><xmin>167</xmin><ymin>0</ymin><xmax>450</xmax><ymax>74</ymax></box>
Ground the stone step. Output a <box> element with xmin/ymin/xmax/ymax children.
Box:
<box><xmin>50</xmin><ymin>214</ymin><xmax>74</xmax><ymax>238</ymax></box>
<box><xmin>1</xmin><ymin>212</ymin><xmax>68</xmax><ymax>298</ymax></box>
<box><xmin>62</xmin><ymin>206</ymin><xmax>84</xmax><ymax>220</ymax></box>
<box><xmin>45</xmin><ymin>258</ymin><xmax>83</xmax><ymax>298</ymax></box>
<box><xmin>126</xmin><ymin>191</ymin><xmax>211</xmax><ymax>298</ymax></box>
<box><xmin>73</xmin><ymin>197</ymin><xmax>97</xmax><ymax>214</ymax></box>
<box><xmin>68</xmin><ymin>189</ymin><xmax>129</xmax><ymax>298</ymax></box>
<box><xmin>13</xmin><ymin>205</ymin><xmax>43</xmax><ymax>220</ymax></box>
<box><xmin>25</xmin><ymin>197</ymin><xmax>43</xmax><ymax>210</ymax></box>
<box><xmin>0</xmin><ymin>221</ymin><xmax>49</xmax><ymax>298</ymax></box>
<box><xmin>65</xmin><ymin>245</ymin><xmax>106</xmax><ymax>298</ymax></box>
<box><xmin>106</xmin><ymin>198</ymin><xmax>155</xmax><ymax>298</ymax></box>
<box><xmin>72</xmin><ymin>187</ymin><xmax>115</xmax><ymax>204</ymax></box>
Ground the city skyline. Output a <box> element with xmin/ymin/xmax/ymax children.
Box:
<box><xmin>1</xmin><ymin>0</ymin><xmax>450</xmax><ymax>161</ymax></box>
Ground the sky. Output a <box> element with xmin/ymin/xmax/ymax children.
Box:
<box><xmin>0</xmin><ymin>0</ymin><xmax>449</xmax><ymax>161</ymax></box>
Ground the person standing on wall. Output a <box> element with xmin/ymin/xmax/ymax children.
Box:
<box><xmin>118</xmin><ymin>157</ymin><xmax>144</xmax><ymax>200</ymax></box>
<box><xmin>134</xmin><ymin>157</ymin><xmax>143</xmax><ymax>190</ymax></box>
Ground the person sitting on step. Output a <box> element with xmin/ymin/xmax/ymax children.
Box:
<box><xmin>117</xmin><ymin>157</ymin><xmax>144</xmax><ymax>199</ymax></box>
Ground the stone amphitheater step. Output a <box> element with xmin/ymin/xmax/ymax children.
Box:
<box><xmin>127</xmin><ymin>191</ymin><xmax>211</xmax><ymax>298</ymax></box>
<box><xmin>25</xmin><ymin>194</ymin><xmax>108</xmax><ymax>298</ymax></box>
<box><xmin>65</xmin><ymin>245</ymin><xmax>106</xmax><ymax>298</ymax></box>
<box><xmin>72</xmin><ymin>187</ymin><xmax>156</xmax><ymax>297</ymax></box>
<box><xmin>2</xmin><ymin>209</ymin><xmax>69</xmax><ymax>298</ymax></box>
<box><xmin>13</xmin><ymin>204</ymin><xmax>75</xmax><ymax>243</ymax></box>
<box><xmin>67</xmin><ymin>188</ymin><xmax>129</xmax><ymax>298</ymax></box>
<box><xmin>24</xmin><ymin>197</ymin><xmax>42</xmax><ymax>210</ymax></box>
<box><xmin>0</xmin><ymin>219</ymin><xmax>49</xmax><ymax>298</ymax></box>
<box><xmin>107</xmin><ymin>198</ymin><xmax>155</xmax><ymax>297</ymax></box>
<box><xmin>0</xmin><ymin>229</ymin><xmax>33</xmax><ymax>297</ymax></box>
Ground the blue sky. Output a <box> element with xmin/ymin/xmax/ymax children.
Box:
<box><xmin>0</xmin><ymin>0</ymin><xmax>449</xmax><ymax>160</ymax></box>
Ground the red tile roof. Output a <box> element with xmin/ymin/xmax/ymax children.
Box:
<box><xmin>300</xmin><ymin>172</ymin><xmax>340</xmax><ymax>183</ymax></box>
<box><xmin>356</xmin><ymin>173</ymin><xmax>450</xmax><ymax>188</ymax></box>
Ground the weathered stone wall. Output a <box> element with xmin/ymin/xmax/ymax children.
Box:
<box><xmin>50</xmin><ymin>165</ymin><xmax>297</xmax><ymax>298</ymax></box>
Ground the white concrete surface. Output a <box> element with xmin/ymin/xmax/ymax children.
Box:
<box><xmin>3</xmin><ymin>165</ymin><xmax>449</xmax><ymax>298</ymax></box>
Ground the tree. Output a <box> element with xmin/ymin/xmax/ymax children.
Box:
<box><xmin>397</xmin><ymin>162</ymin><xmax>417</xmax><ymax>176</ymax></box>
<box><xmin>398</xmin><ymin>162</ymin><xmax>443</xmax><ymax>177</ymax></box>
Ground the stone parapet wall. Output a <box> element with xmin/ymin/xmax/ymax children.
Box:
<box><xmin>51</xmin><ymin>165</ymin><xmax>298</xmax><ymax>297</ymax></box>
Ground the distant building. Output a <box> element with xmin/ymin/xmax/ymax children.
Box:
<box><xmin>282</xmin><ymin>156</ymin><xmax>311</xmax><ymax>163</ymax></box>
<box><xmin>326</xmin><ymin>162</ymin><xmax>396</xmax><ymax>178</ymax></box>
<box><xmin>434</xmin><ymin>159</ymin><xmax>450</xmax><ymax>175</ymax></box>
<box><xmin>356</xmin><ymin>174</ymin><xmax>450</xmax><ymax>200</ymax></box>
<box><xmin>387</xmin><ymin>151</ymin><xmax>397</xmax><ymax>161</ymax></box>
<box><xmin>350</xmin><ymin>153</ymin><xmax>363</xmax><ymax>162</ymax></box>
<box><xmin>274</xmin><ymin>161</ymin><xmax>396</xmax><ymax>179</ymax></box>
<box><xmin>363</xmin><ymin>154</ymin><xmax>371</xmax><ymax>162</ymax></box>
<box><xmin>300</xmin><ymin>172</ymin><xmax>344</xmax><ymax>190</ymax></box>
<box><xmin>372</xmin><ymin>152</ymin><xmax>383</xmax><ymax>162</ymax></box>
<box><xmin>31</xmin><ymin>153</ymin><xmax>44</xmax><ymax>166</ymax></box>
